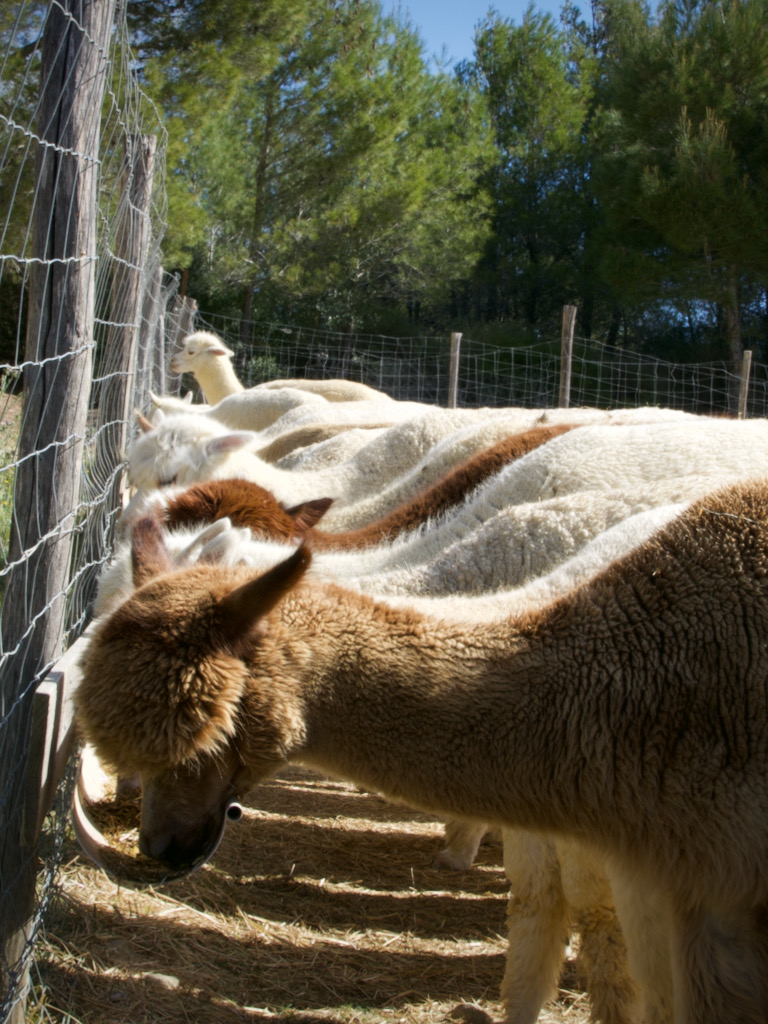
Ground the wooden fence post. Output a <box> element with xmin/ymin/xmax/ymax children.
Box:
<box><xmin>167</xmin><ymin>295</ymin><xmax>198</xmax><ymax>395</ymax></box>
<box><xmin>559</xmin><ymin>305</ymin><xmax>577</xmax><ymax>409</ymax></box>
<box><xmin>137</xmin><ymin>263</ymin><xmax>165</xmax><ymax>404</ymax></box>
<box><xmin>448</xmin><ymin>332</ymin><xmax>462</xmax><ymax>408</ymax></box>
<box><xmin>0</xmin><ymin>2</ymin><xmax>116</xmax><ymax>1019</ymax></box>
<box><xmin>738</xmin><ymin>349</ymin><xmax>753</xmax><ymax>420</ymax></box>
<box><xmin>96</xmin><ymin>132</ymin><xmax>157</xmax><ymax>505</ymax></box>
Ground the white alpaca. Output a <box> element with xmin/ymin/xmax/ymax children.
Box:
<box><xmin>150</xmin><ymin>386</ymin><xmax>330</xmax><ymax>431</ymax></box>
<box><xmin>256</xmin><ymin>377</ymin><xmax>395</xmax><ymax>403</ymax></box>
<box><xmin>125</xmin><ymin>407</ymin><xmax>558</xmax><ymax>515</ymax></box>
<box><xmin>168</xmin><ymin>331</ymin><xmax>246</xmax><ymax>403</ymax></box>
<box><xmin>169</xmin><ymin>331</ymin><xmax>244</xmax><ymax>403</ymax></box>
<box><xmin>169</xmin><ymin>329</ymin><xmax>395</xmax><ymax>405</ymax></box>
<box><xmin>150</xmin><ymin>386</ymin><xmax>432</xmax><ymax>435</ymax></box>
<box><xmin>326</xmin><ymin>415</ymin><xmax>768</xmax><ymax>530</ymax></box>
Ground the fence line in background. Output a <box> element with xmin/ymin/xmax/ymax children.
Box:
<box><xmin>739</xmin><ymin>350</ymin><xmax>754</xmax><ymax>419</ymax></box>
<box><xmin>195</xmin><ymin>309</ymin><xmax>767</xmax><ymax>418</ymax></box>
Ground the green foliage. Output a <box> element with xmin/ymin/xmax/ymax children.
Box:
<box><xmin>0</xmin><ymin>6</ymin><xmax>45</xmax><ymax>370</ymax></box>
<box><xmin>591</xmin><ymin>0</ymin><xmax>768</xmax><ymax>357</ymax></box>
<box><xmin>135</xmin><ymin>0</ymin><xmax>494</xmax><ymax>330</ymax></box>
<box><xmin>462</xmin><ymin>6</ymin><xmax>596</xmax><ymax>332</ymax></box>
<box><xmin>123</xmin><ymin>0</ymin><xmax>768</xmax><ymax>356</ymax></box>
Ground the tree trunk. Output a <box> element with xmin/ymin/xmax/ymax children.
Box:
<box><xmin>239</xmin><ymin>76</ymin><xmax>279</xmax><ymax>349</ymax></box>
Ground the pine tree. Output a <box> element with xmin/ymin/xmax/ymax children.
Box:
<box><xmin>464</xmin><ymin>6</ymin><xmax>595</xmax><ymax>335</ymax></box>
<box><xmin>135</xmin><ymin>0</ymin><xmax>493</xmax><ymax>330</ymax></box>
<box><xmin>593</xmin><ymin>0</ymin><xmax>768</xmax><ymax>363</ymax></box>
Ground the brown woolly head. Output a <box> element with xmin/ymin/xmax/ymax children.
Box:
<box><xmin>164</xmin><ymin>478</ymin><xmax>333</xmax><ymax>541</ymax></box>
<box><xmin>76</xmin><ymin>517</ymin><xmax>313</xmax><ymax>774</ymax></box>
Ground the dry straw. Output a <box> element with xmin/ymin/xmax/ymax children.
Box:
<box><xmin>35</xmin><ymin>767</ymin><xmax>591</xmax><ymax>1024</ymax></box>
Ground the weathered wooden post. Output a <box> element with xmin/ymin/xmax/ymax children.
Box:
<box><xmin>0</xmin><ymin>2</ymin><xmax>116</xmax><ymax>1019</ymax></box>
<box><xmin>738</xmin><ymin>349</ymin><xmax>753</xmax><ymax>420</ymax></box>
<box><xmin>448</xmin><ymin>332</ymin><xmax>462</xmax><ymax>408</ymax></box>
<box><xmin>96</xmin><ymin>132</ymin><xmax>157</xmax><ymax>507</ymax></box>
<box><xmin>559</xmin><ymin>305</ymin><xmax>577</xmax><ymax>409</ymax></box>
<box><xmin>166</xmin><ymin>295</ymin><xmax>198</xmax><ymax>396</ymax></box>
<box><xmin>137</xmin><ymin>263</ymin><xmax>165</xmax><ymax>403</ymax></box>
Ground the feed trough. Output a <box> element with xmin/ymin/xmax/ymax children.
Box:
<box><xmin>72</xmin><ymin>743</ymin><xmax>239</xmax><ymax>885</ymax></box>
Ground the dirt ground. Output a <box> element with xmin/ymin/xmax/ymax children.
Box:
<box><xmin>33</xmin><ymin>767</ymin><xmax>592</xmax><ymax>1024</ymax></box>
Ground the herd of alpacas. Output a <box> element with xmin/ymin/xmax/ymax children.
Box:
<box><xmin>74</xmin><ymin>329</ymin><xmax>768</xmax><ymax>1024</ymax></box>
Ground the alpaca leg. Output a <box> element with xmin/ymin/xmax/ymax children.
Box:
<box><xmin>608</xmin><ymin>870</ymin><xmax>673</xmax><ymax>1024</ymax></box>
<box><xmin>116</xmin><ymin>772</ymin><xmax>141</xmax><ymax>797</ymax></box>
<box><xmin>434</xmin><ymin>819</ymin><xmax>488</xmax><ymax>870</ymax></box>
<box><xmin>560</xmin><ymin>843</ymin><xmax>640</xmax><ymax>1024</ymax></box>
<box><xmin>500</xmin><ymin>829</ymin><xmax>568</xmax><ymax>1024</ymax></box>
<box><xmin>671</xmin><ymin>904</ymin><xmax>768</xmax><ymax>1024</ymax></box>
<box><xmin>574</xmin><ymin>908</ymin><xmax>639</xmax><ymax>1024</ymax></box>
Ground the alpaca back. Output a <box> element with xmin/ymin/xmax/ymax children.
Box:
<box><xmin>275</xmin><ymin>426</ymin><xmax>393</xmax><ymax>469</ymax></box>
<box><xmin>256</xmin><ymin>378</ymin><xmax>394</xmax><ymax>403</ymax></box>
<box><xmin>320</xmin><ymin>410</ymin><xmax>569</xmax><ymax>529</ymax></box>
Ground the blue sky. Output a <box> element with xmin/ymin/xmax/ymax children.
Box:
<box><xmin>389</xmin><ymin>0</ymin><xmax>568</xmax><ymax>67</ymax></box>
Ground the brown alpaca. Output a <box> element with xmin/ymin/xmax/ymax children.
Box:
<box><xmin>163</xmin><ymin>423</ymin><xmax>576</xmax><ymax>547</ymax></box>
<box><xmin>77</xmin><ymin>478</ymin><xmax>768</xmax><ymax>1023</ymax></box>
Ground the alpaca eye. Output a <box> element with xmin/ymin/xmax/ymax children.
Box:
<box><xmin>159</xmin><ymin>475</ymin><xmax>177</xmax><ymax>487</ymax></box>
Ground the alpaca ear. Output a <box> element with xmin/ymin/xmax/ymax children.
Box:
<box><xmin>283</xmin><ymin>497</ymin><xmax>334</xmax><ymax>533</ymax></box>
<box><xmin>148</xmin><ymin>390</ymin><xmax>161</xmax><ymax>408</ymax></box>
<box><xmin>204</xmin><ymin>432</ymin><xmax>260</xmax><ymax>457</ymax></box>
<box><xmin>209</xmin><ymin>345</ymin><xmax>235</xmax><ymax>359</ymax></box>
<box><xmin>219</xmin><ymin>545</ymin><xmax>312</xmax><ymax>649</ymax></box>
<box><xmin>136</xmin><ymin>410</ymin><xmax>157</xmax><ymax>432</ymax></box>
<box><xmin>181</xmin><ymin>391</ymin><xmax>194</xmax><ymax>404</ymax></box>
<box><xmin>131</xmin><ymin>516</ymin><xmax>173</xmax><ymax>587</ymax></box>
<box><xmin>166</xmin><ymin>671</ymin><xmax>246</xmax><ymax>765</ymax></box>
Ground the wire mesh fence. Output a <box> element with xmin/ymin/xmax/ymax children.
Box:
<box><xmin>0</xmin><ymin>2</ymin><xmax>175</xmax><ymax>1019</ymax></box>
<box><xmin>197</xmin><ymin>310</ymin><xmax>761</xmax><ymax>416</ymax></box>
<box><xmin>3</xmin><ymin>2</ymin><xmax>768</xmax><ymax>1022</ymax></box>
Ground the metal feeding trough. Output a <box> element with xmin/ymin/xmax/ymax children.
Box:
<box><xmin>72</xmin><ymin>743</ymin><xmax>239</xmax><ymax>886</ymax></box>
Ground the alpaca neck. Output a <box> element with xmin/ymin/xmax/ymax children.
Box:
<box><xmin>264</xmin><ymin>586</ymin><xmax>621</xmax><ymax>840</ymax></box>
<box><xmin>263</xmin><ymin>483</ymin><xmax>768</xmax><ymax>908</ymax></box>
<box><xmin>199</xmin><ymin>359</ymin><xmax>245</xmax><ymax>404</ymax></box>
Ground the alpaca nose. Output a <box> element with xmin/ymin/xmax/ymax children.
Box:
<box><xmin>139</xmin><ymin>828</ymin><xmax>174</xmax><ymax>861</ymax></box>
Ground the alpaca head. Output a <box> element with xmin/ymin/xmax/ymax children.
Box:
<box><xmin>76</xmin><ymin>516</ymin><xmax>312</xmax><ymax>869</ymax></box>
<box><xmin>164</xmin><ymin>478</ymin><xmax>334</xmax><ymax>540</ymax></box>
<box><xmin>169</xmin><ymin>331</ymin><xmax>235</xmax><ymax>376</ymax></box>
<box><xmin>128</xmin><ymin>412</ymin><xmax>260</xmax><ymax>490</ymax></box>
<box><xmin>146</xmin><ymin>390</ymin><xmax>202</xmax><ymax>423</ymax></box>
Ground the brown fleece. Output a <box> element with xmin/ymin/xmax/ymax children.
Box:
<box><xmin>164</xmin><ymin>422</ymin><xmax>578</xmax><ymax>547</ymax></box>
